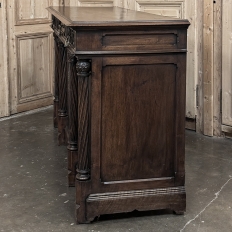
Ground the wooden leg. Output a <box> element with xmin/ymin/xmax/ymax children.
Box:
<box><xmin>174</xmin><ymin>210</ymin><xmax>185</xmax><ymax>215</ymax></box>
<box><xmin>76</xmin><ymin>180</ymin><xmax>92</xmax><ymax>224</ymax></box>
<box><xmin>58</xmin><ymin>113</ymin><xmax>68</xmax><ymax>145</ymax></box>
<box><xmin>68</xmin><ymin>148</ymin><xmax>77</xmax><ymax>187</ymax></box>
<box><xmin>53</xmin><ymin>99</ymin><xmax>58</xmax><ymax>128</ymax></box>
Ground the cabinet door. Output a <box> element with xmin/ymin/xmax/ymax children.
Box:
<box><xmin>222</xmin><ymin>0</ymin><xmax>232</xmax><ymax>129</ymax></box>
<box><xmin>90</xmin><ymin>53</ymin><xmax>186</xmax><ymax>193</ymax></box>
<box><xmin>122</xmin><ymin>0</ymin><xmax>197</xmax><ymax>120</ymax></box>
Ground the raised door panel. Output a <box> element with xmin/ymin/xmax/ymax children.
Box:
<box><xmin>135</xmin><ymin>0</ymin><xmax>185</xmax><ymax>18</ymax></box>
<box><xmin>101</xmin><ymin>64</ymin><xmax>176</xmax><ymax>182</ymax></box>
<box><xmin>222</xmin><ymin>0</ymin><xmax>232</xmax><ymax>128</ymax></box>
<box><xmin>17</xmin><ymin>34</ymin><xmax>52</xmax><ymax>105</ymax></box>
<box><xmin>15</xmin><ymin>0</ymin><xmax>52</xmax><ymax>25</ymax></box>
<box><xmin>90</xmin><ymin>53</ymin><xmax>186</xmax><ymax>192</ymax></box>
<box><xmin>123</xmin><ymin>0</ymin><xmax>197</xmax><ymax>119</ymax></box>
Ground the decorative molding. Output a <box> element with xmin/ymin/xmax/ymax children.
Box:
<box><xmin>136</xmin><ymin>0</ymin><xmax>185</xmax><ymax>19</ymax></box>
<box><xmin>16</xmin><ymin>33</ymin><xmax>53</xmax><ymax>104</ymax></box>
<box><xmin>87</xmin><ymin>187</ymin><xmax>186</xmax><ymax>202</ymax></box>
<box><xmin>52</xmin><ymin>16</ymin><xmax>76</xmax><ymax>50</ymax></box>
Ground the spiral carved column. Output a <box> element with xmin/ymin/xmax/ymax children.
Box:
<box><xmin>76</xmin><ymin>60</ymin><xmax>91</xmax><ymax>181</ymax></box>
<box><xmin>75</xmin><ymin>60</ymin><xmax>91</xmax><ymax>224</ymax></box>
<box><xmin>67</xmin><ymin>52</ymin><xmax>78</xmax><ymax>187</ymax></box>
<box><xmin>57</xmin><ymin>41</ymin><xmax>68</xmax><ymax>145</ymax></box>
<box><xmin>53</xmin><ymin>33</ymin><xmax>59</xmax><ymax>128</ymax></box>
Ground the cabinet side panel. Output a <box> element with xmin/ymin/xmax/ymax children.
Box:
<box><xmin>101</xmin><ymin>64</ymin><xmax>177</xmax><ymax>182</ymax></box>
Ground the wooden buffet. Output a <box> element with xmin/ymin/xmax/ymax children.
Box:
<box><xmin>47</xmin><ymin>6</ymin><xmax>190</xmax><ymax>223</ymax></box>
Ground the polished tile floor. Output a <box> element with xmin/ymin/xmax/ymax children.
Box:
<box><xmin>0</xmin><ymin>107</ymin><xmax>232</xmax><ymax>232</ymax></box>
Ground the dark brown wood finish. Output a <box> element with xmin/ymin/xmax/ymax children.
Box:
<box><xmin>53</xmin><ymin>33</ymin><xmax>59</xmax><ymax>129</ymax></box>
<box><xmin>57</xmin><ymin>38</ymin><xmax>68</xmax><ymax>145</ymax></box>
<box><xmin>67</xmin><ymin>51</ymin><xmax>78</xmax><ymax>187</ymax></box>
<box><xmin>48</xmin><ymin>6</ymin><xmax>190</xmax><ymax>224</ymax></box>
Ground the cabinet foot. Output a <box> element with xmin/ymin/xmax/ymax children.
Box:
<box><xmin>58</xmin><ymin>115</ymin><xmax>68</xmax><ymax>145</ymax></box>
<box><xmin>174</xmin><ymin>210</ymin><xmax>185</xmax><ymax>215</ymax></box>
<box><xmin>53</xmin><ymin>100</ymin><xmax>59</xmax><ymax>128</ymax></box>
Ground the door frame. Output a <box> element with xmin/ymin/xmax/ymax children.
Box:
<box><xmin>0</xmin><ymin>0</ymin><xmax>10</xmax><ymax>118</ymax></box>
<box><xmin>196</xmin><ymin>0</ymin><xmax>222</xmax><ymax>137</ymax></box>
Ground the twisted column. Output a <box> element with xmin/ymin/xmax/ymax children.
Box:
<box><xmin>53</xmin><ymin>33</ymin><xmax>60</xmax><ymax>128</ymax></box>
<box><xmin>67</xmin><ymin>52</ymin><xmax>78</xmax><ymax>186</ymax></box>
<box><xmin>57</xmin><ymin>41</ymin><xmax>68</xmax><ymax>145</ymax></box>
<box><xmin>76</xmin><ymin>60</ymin><xmax>91</xmax><ymax>181</ymax></box>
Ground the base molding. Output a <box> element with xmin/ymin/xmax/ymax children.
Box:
<box><xmin>87</xmin><ymin>186</ymin><xmax>185</xmax><ymax>202</ymax></box>
<box><xmin>81</xmin><ymin>186</ymin><xmax>186</xmax><ymax>223</ymax></box>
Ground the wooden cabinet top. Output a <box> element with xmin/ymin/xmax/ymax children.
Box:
<box><xmin>47</xmin><ymin>6</ymin><xmax>190</xmax><ymax>28</ymax></box>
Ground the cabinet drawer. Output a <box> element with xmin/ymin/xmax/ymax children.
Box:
<box><xmin>75</xmin><ymin>29</ymin><xmax>187</xmax><ymax>52</ymax></box>
<box><xmin>102</xmin><ymin>32</ymin><xmax>178</xmax><ymax>50</ymax></box>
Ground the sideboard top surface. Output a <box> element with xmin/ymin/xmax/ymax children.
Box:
<box><xmin>47</xmin><ymin>6</ymin><xmax>190</xmax><ymax>27</ymax></box>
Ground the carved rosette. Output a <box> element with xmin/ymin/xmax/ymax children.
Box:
<box><xmin>76</xmin><ymin>60</ymin><xmax>91</xmax><ymax>181</ymax></box>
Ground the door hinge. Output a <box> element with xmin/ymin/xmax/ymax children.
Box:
<box><xmin>196</xmin><ymin>85</ymin><xmax>199</xmax><ymax>108</ymax></box>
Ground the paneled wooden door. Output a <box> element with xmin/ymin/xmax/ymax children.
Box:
<box><xmin>6</xmin><ymin>0</ymin><xmax>124</xmax><ymax>114</ymax></box>
<box><xmin>6</xmin><ymin>0</ymin><xmax>63</xmax><ymax>114</ymax></box>
<box><xmin>222</xmin><ymin>0</ymin><xmax>232</xmax><ymax>132</ymax></box>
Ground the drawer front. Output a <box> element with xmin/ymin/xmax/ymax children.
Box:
<box><xmin>75</xmin><ymin>29</ymin><xmax>187</xmax><ymax>51</ymax></box>
<box><xmin>102</xmin><ymin>32</ymin><xmax>178</xmax><ymax>50</ymax></box>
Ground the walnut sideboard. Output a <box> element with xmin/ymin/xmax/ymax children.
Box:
<box><xmin>47</xmin><ymin>6</ymin><xmax>190</xmax><ymax>224</ymax></box>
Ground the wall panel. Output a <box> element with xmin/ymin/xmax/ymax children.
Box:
<box><xmin>222</xmin><ymin>0</ymin><xmax>232</xmax><ymax>128</ymax></box>
<box><xmin>16</xmin><ymin>34</ymin><xmax>53</xmax><ymax>104</ymax></box>
<box><xmin>136</xmin><ymin>0</ymin><xmax>185</xmax><ymax>18</ymax></box>
<box><xmin>15</xmin><ymin>0</ymin><xmax>53</xmax><ymax>25</ymax></box>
